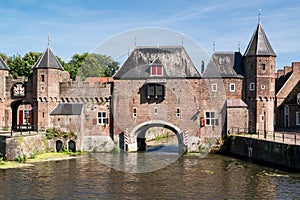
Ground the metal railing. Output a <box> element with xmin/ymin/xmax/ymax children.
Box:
<box><xmin>230</xmin><ymin>127</ymin><xmax>300</xmax><ymax>145</ymax></box>
<box><xmin>5</xmin><ymin>125</ymin><xmax>40</xmax><ymax>136</ymax></box>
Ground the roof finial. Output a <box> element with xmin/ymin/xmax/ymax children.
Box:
<box><xmin>134</xmin><ymin>37</ymin><xmax>136</xmax><ymax>47</ymax></box>
<box><xmin>181</xmin><ymin>33</ymin><xmax>184</xmax><ymax>46</ymax></box>
<box><xmin>238</xmin><ymin>41</ymin><xmax>240</xmax><ymax>52</ymax></box>
<box><xmin>213</xmin><ymin>41</ymin><xmax>216</xmax><ymax>52</ymax></box>
<box><xmin>47</xmin><ymin>35</ymin><xmax>50</xmax><ymax>47</ymax></box>
<box><xmin>258</xmin><ymin>8</ymin><xmax>262</xmax><ymax>23</ymax></box>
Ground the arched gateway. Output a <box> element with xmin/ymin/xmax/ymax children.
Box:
<box><xmin>127</xmin><ymin>120</ymin><xmax>186</xmax><ymax>153</ymax></box>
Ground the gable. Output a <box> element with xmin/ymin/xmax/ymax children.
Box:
<box><xmin>114</xmin><ymin>46</ymin><xmax>200</xmax><ymax>79</ymax></box>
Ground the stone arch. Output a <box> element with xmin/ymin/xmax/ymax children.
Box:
<box><xmin>56</xmin><ymin>140</ymin><xmax>63</xmax><ymax>152</ymax></box>
<box><xmin>130</xmin><ymin>120</ymin><xmax>185</xmax><ymax>152</ymax></box>
<box><xmin>68</xmin><ymin>140</ymin><xmax>76</xmax><ymax>152</ymax></box>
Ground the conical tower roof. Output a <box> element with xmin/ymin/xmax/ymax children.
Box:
<box><xmin>33</xmin><ymin>47</ymin><xmax>64</xmax><ymax>70</ymax></box>
<box><xmin>244</xmin><ymin>23</ymin><xmax>276</xmax><ymax>57</ymax></box>
<box><xmin>0</xmin><ymin>55</ymin><xmax>10</xmax><ymax>70</ymax></box>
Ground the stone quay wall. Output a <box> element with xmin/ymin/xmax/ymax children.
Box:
<box><xmin>220</xmin><ymin>135</ymin><xmax>300</xmax><ymax>171</ymax></box>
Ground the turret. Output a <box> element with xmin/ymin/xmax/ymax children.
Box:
<box><xmin>244</xmin><ymin>22</ymin><xmax>276</xmax><ymax>133</ymax></box>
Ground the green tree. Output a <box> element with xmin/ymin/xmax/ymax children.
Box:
<box><xmin>77</xmin><ymin>54</ymin><xmax>119</xmax><ymax>80</ymax></box>
<box><xmin>64</xmin><ymin>53</ymin><xmax>88</xmax><ymax>80</ymax></box>
<box><xmin>8</xmin><ymin>52</ymin><xmax>41</xmax><ymax>78</ymax></box>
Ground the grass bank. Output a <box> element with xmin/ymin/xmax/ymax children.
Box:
<box><xmin>0</xmin><ymin>152</ymin><xmax>84</xmax><ymax>169</ymax></box>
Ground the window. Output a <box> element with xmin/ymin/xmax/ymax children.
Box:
<box><xmin>41</xmin><ymin>74</ymin><xmax>45</xmax><ymax>82</ymax></box>
<box><xmin>147</xmin><ymin>84</ymin><xmax>164</xmax><ymax>99</ymax></box>
<box><xmin>270</xmin><ymin>83</ymin><xmax>274</xmax><ymax>92</ymax></box>
<box><xmin>212</xmin><ymin>84</ymin><xmax>217</xmax><ymax>92</ymax></box>
<box><xmin>250</xmin><ymin>82</ymin><xmax>255</xmax><ymax>91</ymax></box>
<box><xmin>261</xmin><ymin>85</ymin><xmax>265</xmax><ymax>90</ymax></box>
<box><xmin>262</xmin><ymin>63</ymin><xmax>266</xmax><ymax>70</ymax></box>
<box><xmin>176</xmin><ymin>108</ymin><xmax>180</xmax><ymax>118</ymax></box>
<box><xmin>133</xmin><ymin>108</ymin><xmax>137</xmax><ymax>118</ymax></box>
<box><xmin>296</xmin><ymin>112</ymin><xmax>300</xmax><ymax>126</ymax></box>
<box><xmin>151</xmin><ymin>65</ymin><xmax>163</xmax><ymax>76</ymax></box>
<box><xmin>205</xmin><ymin>112</ymin><xmax>218</xmax><ymax>126</ymax></box>
<box><xmin>297</xmin><ymin>93</ymin><xmax>300</xmax><ymax>105</ymax></box>
<box><xmin>97</xmin><ymin>112</ymin><xmax>107</xmax><ymax>125</ymax></box>
<box><xmin>229</xmin><ymin>83</ymin><xmax>235</xmax><ymax>92</ymax></box>
<box><xmin>154</xmin><ymin>108</ymin><xmax>158</xmax><ymax>114</ymax></box>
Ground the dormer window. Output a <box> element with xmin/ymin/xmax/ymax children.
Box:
<box><xmin>151</xmin><ymin>65</ymin><xmax>163</xmax><ymax>76</ymax></box>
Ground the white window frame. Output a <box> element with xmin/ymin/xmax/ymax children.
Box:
<box><xmin>205</xmin><ymin>111</ymin><xmax>218</xmax><ymax>126</ymax></box>
<box><xmin>97</xmin><ymin>112</ymin><xmax>107</xmax><ymax>125</ymax></box>
<box><xmin>212</xmin><ymin>84</ymin><xmax>217</xmax><ymax>92</ymax></box>
<box><xmin>250</xmin><ymin>82</ymin><xmax>255</xmax><ymax>91</ymax></box>
<box><xmin>229</xmin><ymin>83</ymin><xmax>235</xmax><ymax>92</ymax></box>
<box><xmin>296</xmin><ymin>112</ymin><xmax>300</xmax><ymax>126</ymax></box>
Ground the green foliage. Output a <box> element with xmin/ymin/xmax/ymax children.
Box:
<box><xmin>77</xmin><ymin>53</ymin><xmax>119</xmax><ymax>80</ymax></box>
<box><xmin>111</xmin><ymin>146</ymin><xmax>121</xmax><ymax>154</ymax></box>
<box><xmin>16</xmin><ymin>154</ymin><xmax>27</xmax><ymax>163</ymax></box>
<box><xmin>64</xmin><ymin>53</ymin><xmax>88</xmax><ymax>80</ymax></box>
<box><xmin>2</xmin><ymin>50</ymin><xmax>119</xmax><ymax>80</ymax></box>
<box><xmin>8</xmin><ymin>52</ymin><xmax>42</xmax><ymax>78</ymax></box>
<box><xmin>45</xmin><ymin>128</ymin><xmax>78</xmax><ymax>140</ymax></box>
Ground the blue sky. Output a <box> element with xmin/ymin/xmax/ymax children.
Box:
<box><xmin>0</xmin><ymin>0</ymin><xmax>299</xmax><ymax>69</ymax></box>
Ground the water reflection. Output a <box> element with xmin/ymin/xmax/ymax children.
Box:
<box><xmin>0</xmin><ymin>154</ymin><xmax>299</xmax><ymax>199</ymax></box>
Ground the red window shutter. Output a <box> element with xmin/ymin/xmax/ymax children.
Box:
<box><xmin>19</xmin><ymin>110</ymin><xmax>23</xmax><ymax>125</ymax></box>
<box><xmin>157</xmin><ymin>66</ymin><xmax>162</xmax><ymax>75</ymax></box>
<box><xmin>29</xmin><ymin>110</ymin><xmax>33</xmax><ymax>124</ymax></box>
<box><xmin>152</xmin><ymin>66</ymin><xmax>157</xmax><ymax>75</ymax></box>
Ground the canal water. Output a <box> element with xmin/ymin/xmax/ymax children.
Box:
<box><xmin>0</xmin><ymin>153</ymin><xmax>299</xmax><ymax>199</ymax></box>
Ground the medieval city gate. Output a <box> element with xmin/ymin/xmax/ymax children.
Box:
<box><xmin>125</xmin><ymin>120</ymin><xmax>186</xmax><ymax>152</ymax></box>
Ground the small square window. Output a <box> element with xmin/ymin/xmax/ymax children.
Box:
<box><xmin>229</xmin><ymin>83</ymin><xmax>235</xmax><ymax>92</ymax></box>
<box><xmin>212</xmin><ymin>84</ymin><xmax>217</xmax><ymax>92</ymax></box>
<box><xmin>97</xmin><ymin>112</ymin><xmax>108</xmax><ymax>125</ymax></box>
<box><xmin>250</xmin><ymin>82</ymin><xmax>255</xmax><ymax>91</ymax></box>
<box><xmin>205</xmin><ymin>111</ymin><xmax>218</xmax><ymax>126</ymax></box>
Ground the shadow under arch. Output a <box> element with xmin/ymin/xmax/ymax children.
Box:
<box><xmin>130</xmin><ymin>120</ymin><xmax>185</xmax><ymax>152</ymax></box>
<box><xmin>10</xmin><ymin>99</ymin><xmax>34</xmax><ymax>131</ymax></box>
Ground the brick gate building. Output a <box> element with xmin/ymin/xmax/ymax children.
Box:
<box><xmin>0</xmin><ymin>21</ymin><xmax>298</xmax><ymax>152</ymax></box>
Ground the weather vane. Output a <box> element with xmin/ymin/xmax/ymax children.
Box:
<box><xmin>258</xmin><ymin>9</ymin><xmax>262</xmax><ymax>23</ymax></box>
<box><xmin>47</xmin><ymin>35</ymin><xmax>50</xmax><ymax>47</ymax></box>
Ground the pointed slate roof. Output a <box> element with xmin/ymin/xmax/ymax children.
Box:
<box><xmin>0</xmin><ymin>55</ymin><xmax>9</xmax><ymax>70</ymax></box>
<box><xmin>33</xmin><ymin>47</ymin><xmax>64</xmax><ymax>70</ymax></box>
<box><xmin>114</xmin><ymin>46</ymin><xmax>200</xmax><ymax>79</ymax></box>
<box><xmin>244</xmin><ymin>23</ymin><xmax>276</xmax><ymax>57</ymax></box>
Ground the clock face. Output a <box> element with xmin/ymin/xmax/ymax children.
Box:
<box><xmin>13</xmin><ymin>83</ymin><xmax>25</xmax><ymax>97</ymax></box>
